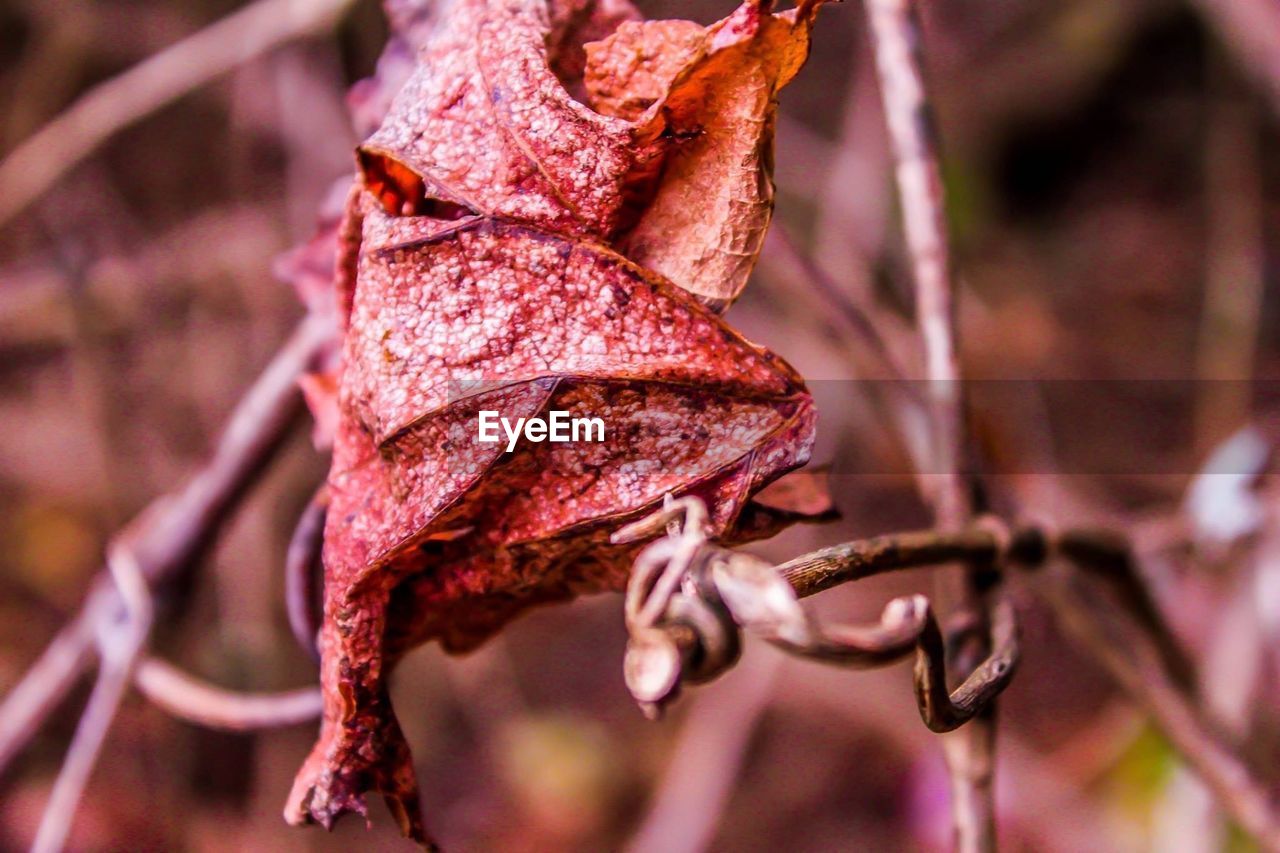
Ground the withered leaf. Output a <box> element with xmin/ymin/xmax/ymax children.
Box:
<box><xmin>357</xmin><ymin>0</ymin><xmax>639</xmax><ymax>234</ymax></box>
<box><xmin>283</xmin><ymin>0</ymin><xmax>828</xmax><ymax>844</ymax></box>
<box><xmin>588</xmin><ymin>0</ymin><xmax>826</xmax><ymax>307</ymax></box>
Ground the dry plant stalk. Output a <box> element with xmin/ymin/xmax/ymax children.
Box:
<box><xmin>862</xmin><ymin>0</ymin><xmax>998</xmax><ymax>848</ymax></box>
<box><xmin>0</xmin><ymin>315</ymin><xmax>334</xmax><ymax>852</ymax></box>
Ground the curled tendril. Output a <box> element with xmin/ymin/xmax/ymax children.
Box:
<box><xmin>617</xmin><ymin>496</ymin><xmax>1020</xmax><ymax>729</ymax></box>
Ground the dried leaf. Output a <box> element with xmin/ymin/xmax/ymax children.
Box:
<box><xmin>750</xmin><ymin>467</ymin><xmax>837</xmax><ymax>519</ymax></box>
<box><xmin>357</xmin><ymin>0</ymin><xmax>825</xmax><ymax>306</ymax></box>
<box><xmin>588</xmin><ymin>0</ymin><xmax>826</xmax><ymax>307</ymax></box>
<box><xmin>357</xmin><ymin>0</ymin><xmax>638</xmax><ymax>233</ymax></box>
<box><xmin>287</xmin><ymin>205</ymin><xmax>816</xmax><ymax>842</ymax></box>
<box><xmin>284</xmin><ymin>0</ymin><xmax>829</xmax><ymax>843</ymax></box>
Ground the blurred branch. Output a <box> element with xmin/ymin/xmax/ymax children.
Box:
<box><xmin>758</xmin><ymin>227</ymin><xmax>935</xmax><ymax>483</ymax></box>
<box><xmin>0</xmin><ymin>205</ymin><xmax>284</xmax><ymax>356</ymax></box>
<box><xmin>1191</xmin><ymin>0</ymin><xmax>1280</xmax><ymax>119</ymax></box>
<box><xmin>775</xmin><ymin>666</ymin><xmax>1138</xmax><ymax>852</ymax></box>
<box><xmin>763</xmin><ymin>224</ymin><xmax>937</xmax><ymax>476</ymax></box>
<box><xmin>1005</xmin><ymin>450</ymin><xmax>1280</xmax><ymax>848</ymax></box>
<box><xmin>1043</xmin><ymin>564</ymin><xmax>1280</xmax><ymax>850</ymax></box>
<box><xmin>862</xmin><ymin>0</ymin><xmax>999</xmax><ymax>849</ymax></box>
<box><xmin>626</xmin><ymin>650</ymin><xmax>781</xmax><ymax>853</ymax></box>
<box><xmin>813</xmin><ymin>57</ymin><xmax>892</xmax><ymax>300</ymax></box>
<box><xmin>866</xmin><ymin>0</ymin><xmax>967</xmax><ymax>523</ymax></box>
<box><xmin>33</xmin><ymin>549</ymin><xmax>153</xmax><ymax>853</ymax></box>
<box><xmin>1193</xmin><ymin>60</ymin><xmax>1263</xmax><ymax>455</ymax></box>
<box><xmin>0</xmin><ymin>313</ymin><xmax>332</xmax><ymax>849</ymax></box>
<box><xmin>133</xmin><ymin>657</ymin><xmax>321</xmax><ymax>731</ymax></box>
<box><xmin>284</xmin><ymin>489</ymin><xmax>327</xmax><ymax>661</ymax></box>
<box><xmin>1054</xmin><ymin>528</ymin><xmax>1199</xmax><ymax>692</ymax></box>
<box><xmin>0</xmin><ymin>0</ymin><xmax>358</xmax><ymax>231</ymax></box>
<box><xmin>0</xmin><ymin>611</ymin><xmax>97</xmax><ymax>775</ymax></box>
<box><xmin>766</xmin><ymin>223</ymin><xmax>916</xmax><ymax>384</ymax></box>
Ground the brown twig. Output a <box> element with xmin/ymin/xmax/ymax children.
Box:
<box><xmin>1054</xmin><ymin>528</ymin><xmax>1198</xmax><ymax>692</ymax></box>
<box><xmin>762</xmin><ymin>590</ymin><xmax>1020</xmax><ymax>730</ymax></box>
<box><xmin>777</xmin><ymin>519</ymin><xmax>1200</xmax><ymax>703</ymax></box>
<box><xmin>0</xmin><ymin>314</ymin><xmax>330</xmax><ymax>790</ymax></box>
<box><xmin>619</xmin><ymin>501</ymin><xmax>1022</xmax><ymax>736</ymax></box>
<box><xmin>913</xmin><ymin>596</ymin><xmax>1018</xmax><ymax>733</ymax></box>
<box><xmin>0</xmin><ymin>0</ymin><xmax>357</xmax><ymax>231</ymax></box>
<box><xmin>1043</xmin><ymin>563</ymin><xmax>1280</xmax><ymax>851</ymax></box>
<box><xmin>778</xmin><ymin>522</ymin><xmax>1040</xmax><ymax>596</ymax></box>
<box><xmin>862</xmin><ymin>0</ymin><xmax>998</xmax><ymax>848</ymax></box>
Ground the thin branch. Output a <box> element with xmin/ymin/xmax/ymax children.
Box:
<box><xmin>6</xmin><ymin>315</ymin><xmax>330</xmax><ymax>850</ymax></box>
<box><xmin>776</xmin><ymin>520</ymin><xmax>1198</xmax><ymax>700</ymax></box>
<box><xmin>764</xmin><ymin>595</ymin><xmax>926</xmax><ymax>666</ymax></box>
<box><xmin>779</xmin><ymin>522</ymin><xmax>1043</xmax><ymax>597</ymax></box>
<box><xmin>620</xmin><ymin>502</ymin><xmax>1022</xmax><ymax>736</ymax></box>
<box><xmin>625</xmin><ymin>651</ymin><xmax>781</xmax><ymax>853</ymax></box>
<box><xmin>0</xmin><ymin>611</ymin><xmax>97</xmax><ymax>774</ymax></box>
<box><xmin>620</xmin><ymin>500</ymin><xmax>1280</xmax><ymax>847</ymax></box>
<box><xmin>0</xmin><ymin>0</ymin><xmax>357</xmax><ymax>231</ymax></box>
<box><xmin>774</xmin><ymin>520</ymin><xmax>1199</xmax><ymax>690</ymax></box>
<box><xmin>774</xmin><ymin>669</ymin><xmax>1132</xmax><ymax>853</ymax></box>
<box><xmin>724</xmin><ymin>524</ymin><xmax>1022</xmax><ymax>733</ymax></box>
<box><xmin>1191</xmin><ymin>0</ymin><xmax>1280</xmax><ymax>120</ymax></box>
<box><xmin>866</xmin><ymin>0</ymin><xmax>966</xmax><ymax>521</ymax></box>
<box><xmin>914</xmin><ymin>595</ymin><xmax>1019</xmax><ymax>733</ymax></box>
<box><xmin>0</xmin><ymin>313</ymin><xmax>331</xmax><ymax>779</ymax></box>
<box><xmin>284</xmin><ymin>489</ymin><xmax>326</xmax><ymax>661</ymax></box>
<box><xmin>862</xmin><ymin>0</ymin><xmax>995</xmax><ymax>848</ymax></box>
<box><xmin>763</xmin><ymin>224</ymin><xmax>937</xmax><ymax>483</ymax></box>
<box><xmin>1054</xmin><ymin>528</ymin><xmax>1198</xmax><ymax>692</ymax></box>
<box><xmin>765</xmin><ymin>223</ymin><xmax>917</xmax><ymax>385</ymax></box>
<box><xmin>33</xmin><ymin>548</ymin><xmax>153</xmax><ymax>853</ymax></box>
<box><xmin>760</xmin><ymin>590</ymin><xmax>1020</xmax><ymax>726</ymax></box>
<box><xmin>1043</xmin><ymin>565</ymin><xmax>1280</xmax><ymax>850</ymax></box>
<box><xmin>133</xmin><ymin>658</ymin><xmax>321</xmax><ymax>731</ymax></box>
<box><xmin>30</xmin><ymin>645</ymin><xmax>135</xmax><ymax>853</ymax></box>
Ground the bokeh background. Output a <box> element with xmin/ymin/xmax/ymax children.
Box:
<box><xmin>2</xmin><ymin>0</ymin><xmax>1280</xmax><ymax>849</ymax></box>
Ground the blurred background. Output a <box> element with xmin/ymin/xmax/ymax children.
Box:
<box><xmin>2</xmin><ymin>0</ymin><xmax>1280</xmax><ymax>849</ymax></box>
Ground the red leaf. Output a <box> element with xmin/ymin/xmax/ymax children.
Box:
<box><xmin>283</xmin><ymin>0</ymin><xmax>829</xmax><ymax>843</ymax></box>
